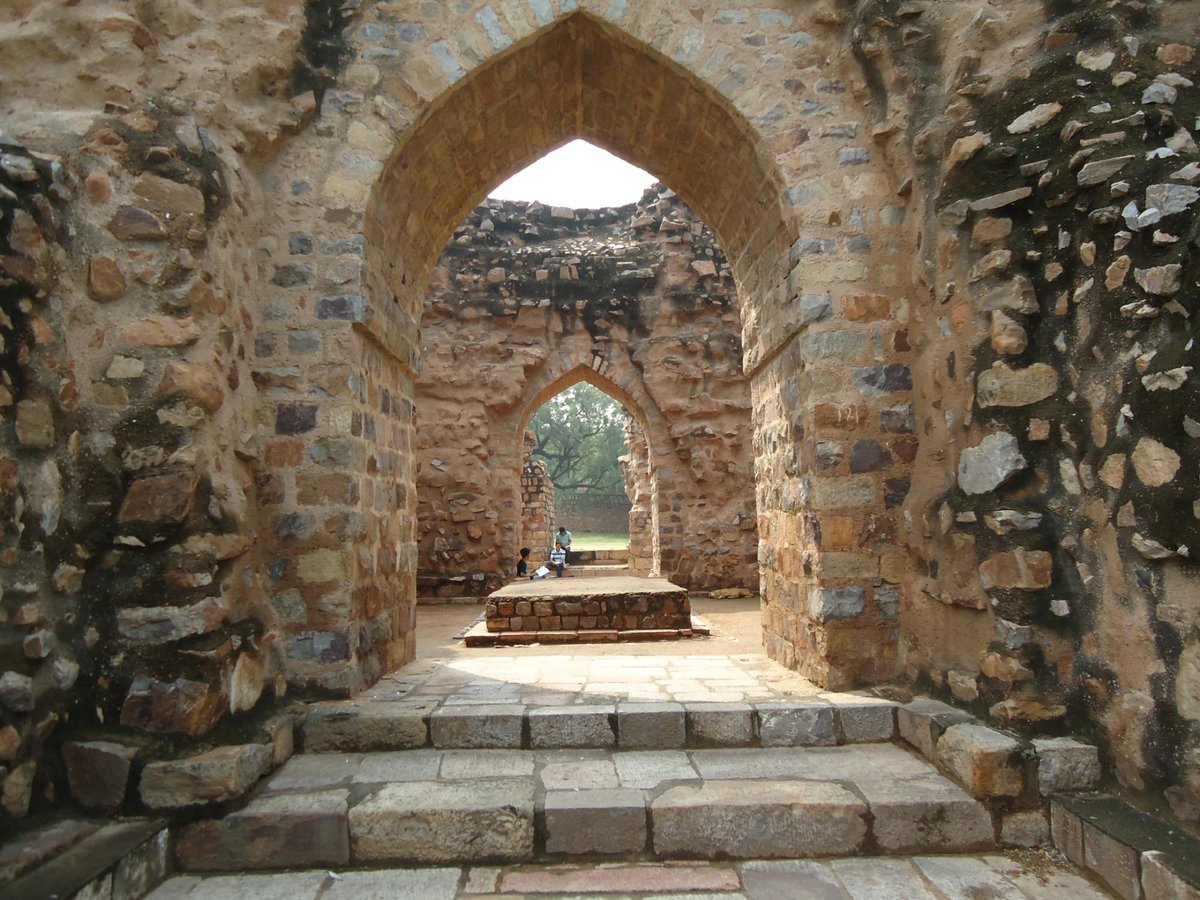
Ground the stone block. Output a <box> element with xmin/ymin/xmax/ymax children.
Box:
<box><xmin>652</xmin><ymin>779</ymin><xmax>867</xmax><ymax>858</ymax></box>
<box><xmin>63</xmin><ymin>740</ymin><xmax>137</xmax><ymax>813</ymax></box>
<box><xmin>937</xmin><ymin>723</ymin><xmax>1025</xmax><ymax>798</ymax></box>
<box><xmin>897</xmin><ymin>698</ymin><xmax>974</xmax><ymax>761</ymax></box>
<box><xmin>544</xmin><ymin>789</ymin><xmax>646</xmax><ymax>855</ymax></box>
<box><xmin>305</xmin><ymin>701</ymin><xmax>428</xmax><ymax>752</ymax></box>
<box><xmin>349</xmin><ymin>780</ymin><xmax>534</xmax><ymax>863</ymax></box>
<box><xmin>825</xmin><ymin>694</ymin><xmax>897</xmax><ymax>742</ymax></box>
<box><xmin>1084</xmin><ymin>821</ymin><xmax>1142</xmax><ymax>900</ymax></box>
<box><xmin>117</xmin><ymin>474</ymin><xmax>198</xmax><ymax>526</ymax></box>
<box><xmin>1050</xmin><ymin>799</ymin><xmax>1086</xmax><ymax>867</ymax></box>
<box><xmin>617</xmin><ymin>702</ymin><xmax>685</xmax><ymax>750</ymax></box>
<box><xmin>140</xmin><ymin>744</ymin><xmax>272</xmax><ymax>809</ymax></box>
<box><xmin>1142</xmin><ymin>851</ymin><xmax>1200</xmax><ymax>900</ymax></box>
<box><xmin>430</xmin><ymin>704</ymin><xmax>524</xmax><ymax>749</ymax></box>
<box><xmin>686</xmin><ymin>703</ymin><xmax>755</xmax><ymax>746</ymax></box>
<box><xmin>1001</xmin><ymin>809</ymin><xmax>1050</xmax><ymax>847</ymax></box>
<box><xmin>756</xmin><ymin>702</ymin><xmax>835</xmax><ymax>747</ymax></box>
<box><xmin>858</xmin><ymin>777</ymin><xmax>994</xmax><ymax>853</ymax></box>
<box><xmin>528</xmin><ymin>705</ymin><xmax>615</xmax><ymax>749</ymax></box>
<box><xmin>1034</xmin><ymin>737</ymin><xmax>1101</xmax><ymax>795</ymax></box>
<box><xmin>177</xmin><ymin>790</ymin><xmax>350</xmax><ymax>871</ymax></box>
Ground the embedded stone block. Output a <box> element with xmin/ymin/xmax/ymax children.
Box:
<box><xmin>937</xmin><ymin>723</ymin><xmax>1025</xmax><ymax>798</ymax></box>
<box><xmin>140</xmin><ymin>744</ymin><xmax>272</xmax><ymax>809</ymax></box>
<box><xmin>1033</xmin><ymin>737</ymin><xmax>1101</xmax><ymax>795</ymax></box>
<box><xmin>529</xmin><ymin>705</ymin><xmax>615</xmax><ymax>749</ymax></box>
<box><xmin>1001</xmin><ymin>809</ymin><xmax>1050</xmax><ymax>847</ymax></box>
<box><xmin>617</xmin><ymin>702</ymin><xmax>685</xmax><ymax>750</ymax></box>
<box><xmin>63</xmin><ymin>740</ymin><xmax>137</xmax><ymax>813</ymax></box>
<box><xmin>304</xmin><ymin>701</ymin><xmax>428</xmax><ymax>752</ymax></box>
<box><xmin>544</xmin><ymin>789</ymin><xmax>646</xmax><ymax>855</ymax></box>
<box><xmin>1142</xmin><ymin>851</ymin><xmax>1200</xmax><ymax>900</ymax></box>
<box><xmin>652</xmin><ymin>779</ymin><xmax>867</xmax><ymax>858</ymax></box>
<box><xmin>827</xmin><ymin>695</ymin><xmax>897</xmax><ymax>743</ymax></box>
<box><xmin>897</xmin><ymin>698</ymin><xmax>974</xmax><ymax>761</ymax></box>
<box><xmin>349</xmin><ymin>780</ymin><xmax>534</xmax><ymax>863</ymax></box>
<box><xmin>430</xmin><ymin>704</ymin><xmax>524</xmax><ymax>749</ymax></box>
<box><xmin>857</xmin><ymin>778</ymin><xmax>994</xmax><ymax>853</ymax></box>
<box><xmin>755</xmin><ymin>702</ymin><xmax>835</xmax><ymax>747</ymax></box>
<box><xmin>686</xmin><ymin>702</ymin><xmax>755</xmax><ymax>746</ymax></box>
<box><xmin>177</xmin><ymin>789</ymin><xmax>350</xmax><ymax>871</ymax></box>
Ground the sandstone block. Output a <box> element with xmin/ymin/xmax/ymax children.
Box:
<box><xmin>117</xmin><ymin>474</ymin><xmax>197</xmax><ymax>526</ymax></box>
<box><xmin>858</xmin><ymin>777</ymin><xmax>994</xmax><ymax>853</ymax></box>
<box><xmin>1033</xmin><ymin>737</ymin><xmax>1101</xmax><ymax>794</ymax></box>
<box><xmin>156</xmin><ymin>361</ymin><xmax>224</xmax><ymax>413</ymax></box>
<box><xmin>87</xmin><ymin>255</ymin><xmax>128</xmax><ymax>301</ymax></box>
<box><xmin>686</xmin><ymin>702</ymin><xmax>755</xmax><ymax>746</ymax></box>
<box><xmin>979</xmin><ymin>550</ymin><xmax>1052</xmax><ymax>591</ymax></box>
<box><xmin>430</xmin><ymin>704</ymin><xmax>524</xmax><ymax>749</ymax></box>
<box><xmin>177</xmin><ymin>789</ymin><xmax>349</xmax><ymax>871</ymax></box>
<box><xmin>618</xmin><ymin>702</ymin><xmax>685</xmax><ymax>749</ymax></box>
<box><xmin>528</xmin><ymin>705</ymin><xmax>615</xmax><ymax>749</ymax></box>
<box><xmin>14</xmin><ymin>400</ymin><xmax>54</xmax><ymax>448</ymax></box>
<box><xmin>898</xmin><ymin>698</ymin><xmax>974</xmax><ymax>761</ymax></box>
<box><xmin>305</xmin><ymin>700</ymin><xmax>429</xmax><ymax>752</ymax></box>
<box><xmin>63</xmin><ymin>740</ymin><xmax>137</xmax><ymax>813</ymax></box>
<box><xmin>652</xmin><ymin>779</ymin><xmax>867</xmax><ymax>858</ymax></box>
<box><xmin>544</xmin><ymin>788</ymin><xmax>646</xmax><ymax>855</ymax></box>
<box><xmin>120</xmin><ymin>315</ymin><xmax>201</xmax><ymax>347</ymax></box>
<box><xmin>756</xmin><ymin>702</ymin><xmax>835</xmax><ymax>746</ymax></box>
<box><xmin>140</xmin><ymin>744</ymin><xmax>272</xmax><ymax>809</ymax></box>
<box><xmin>937</xmin><ymin>723</ymin><xmax>1025</xmax><ymax>798</ymax></box>
<box><xmin>1132</xmin><ymin>437</ymin><xmax>1181</xmax><ymax>488</ymax></box>
<box><xmin>133</xmin><ymin>173</ymin><xmax>205</xmax><ymax>217</ymax></box>
<box><xmin>107</xmin><ymin>206</ymin><xmax>168</xmax><ymax>241</ymax></box>
<box><xmin>976</xmin><ymin>363</ymin><xmax>1059</xmax><ymax>408</ymax></box>
<box><xmin>349</xmin><ymin>780</ymin><xmax>534</xmax><ymax>863</ymax></box>
<box><xmin>117</xmin><ymin>598</ymin><xmax>226</xmax><ymax>644</ymax></box>
<box><xmin>1001</xmin><ymin>809</ymin><xmax>1049</xmax><ymax>847</ymax></box>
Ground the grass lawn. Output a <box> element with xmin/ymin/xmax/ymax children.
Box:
<box><xmin>572</xmin><ymin>532</ymin><xmax>629</xmax><ymax>550</ymax></box>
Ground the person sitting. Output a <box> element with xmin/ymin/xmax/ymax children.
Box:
<box><xmin>549</xmin><ymin>541</ymin><xmax>567</xmax><ymax>577</ymax></box>
<box><xmin>516</xmin><ymin>547</ymin><xmax>531</xmax><ymax>578</ymax></box>
<box><xmin>557</xmin><ymin>526</ymin><xmax>573</xmax><ymax>563</ymax></box>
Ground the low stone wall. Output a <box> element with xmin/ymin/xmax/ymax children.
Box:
<box><xmin>554</xmin><ymin>492</ymin><xmax>632</xmax><ymax>536</ymax></box>
<box><xmin>486</xmin><ymin>586</ymin><xmax>690</xmax><ymax>633</ymax></box>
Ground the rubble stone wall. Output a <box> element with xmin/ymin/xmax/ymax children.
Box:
<box><xmin>415</xmin><ymin>190</ymin><xmax>757</xmax><ymax>596</ymax></box>
<box><xmin>519</xmin><ymin>431</ymin><xmax>556</xmax><ymax>562</ymax></box>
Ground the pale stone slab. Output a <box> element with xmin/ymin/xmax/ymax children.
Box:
<box><xmin>802</xmin><ymin>745</ymin><xmax>937</xmax><ymax>783</ymax></box>
<box><xmin>322</xmin><ymin>867</ymin><xmax>461</xmax><ymax>899</ymax></box>
<box><xmin>652</xmin><ymin>779</ymin><xmax>867</xmax><ymax>858</ymax></box>
<box><xmin>437</xmin><ymin>749</ymin><xmax>534</xmax><ymax>780</ymax></box>
<box><xmin>740</xmin><ymin>860</ymin><xmax>847</xmax><ymax>899</ymax></box>
<box><xmin>686</xmin><ymin>702</ymin><xmax>756</xmax><ymax>746</ymax></box>
<box><xmin>755</xmin><ymin>702</ymin><xmax>835</xmax><ymax>746</ymax></box>
<box><xmin>614</xmin><ymin>750</ymin><xmax>698</xmax><ymax>788</ymax></box>
<box><xmin>689</xmin><ymin>748</ymin><xmax>820</xmax><ymax>781</ymax></box>
<box><xmin>986</xmin><ymin>854</ymin><xmax>1116</xmax><ymax>898</ymax></box>
<box><xmin>353</xmin><ymin>750</ymin><xmax>442</xmax><ymax>783</ymax></box>
<box><xmin>539</xmin><ymin>755</ymin><xmax>618</xmax><ymax>790</ymax></box>
<box><xmin>856</xmin><ymin>777</ymin><xmax>994</xmax><ymax>853</ymax></box>
<box><xmin>429</xmin><ymin>704</ymin><xmax>524</xmax><ymax>749</ymax></box>
<box><xmin>618</xmin><ymin>702</ymin><xmax>685</xmax><ymax>749</ymax></box>
<box><xmin>1000</xmin><ymin>809</ymin><xmax>1049</xmax><ymax>847</ymax></box>
<box><xmin>912</xmin><ymin>856</ymin><xmax>1021</xmax><ymax>898</ymax></box>
<box><xmin>529</xmin><ymin>705</ymin><xmax>615</xmax><ymax>748</ymax></box>
<box><xmin>544</xmin><ymin>788</ymin><xmax>647</xmax><ymax>855</ymax></box>
<box><xmin>304</xmin><ymin>701</ymin><xmax>428</xmax><ymax>752</ymax></box>
<box><xmin>937</xmin><ymin>723</ymin><xmax>1025</xmax><ymax>798</ymax></box>
<box><xmin>831</xmin><ymin>858</ymin><xmax>938</xmax><ymax>899</ymax></box>
<box><xmin>263</xmin><ymin>753</ymin><xmax>362</xmax><ymax>791</ymax></box>
<box><xmin>1083</xmin><ymin>820</ymin><xmax>1141</xmax><ymax>899</ymax></box>
<box><xmin>348</xmin><ymin>780</ymin><xmax>534</xmax><ymax>863</ymax></box>
<box><xmin>140</xmin><ymin>744</ymin><xmax>272</xmax><ymax>809</ymax></box>
<box><xmin>154</xmin><ymin>872</ymin><xmax>327</xmax><ymax>900</ymax></box>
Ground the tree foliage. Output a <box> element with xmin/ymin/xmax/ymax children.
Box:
<box><xmin>529</xmin><ymin>383</ymin><xmax>627</xmax><ymax>493</ymax></box>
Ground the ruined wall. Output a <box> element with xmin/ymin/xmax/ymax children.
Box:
<box><xmin>847</xmin><ymin>0</ymin><xmax>1200</xmax><ymax>826</ymax></box>
<box><xmin>621</xmin><ymin>416</ymin><xmax>657</xmax><ymax>576</ymax></box>
<box><xmin>518</xmin><ymin>431</ymin><xmax>555</xmax><ymax>564</ymax></box>
<box><xmin>414</xmin><ymin>188</ymin><xmax>758</xmax><ymax>595</ymax></box>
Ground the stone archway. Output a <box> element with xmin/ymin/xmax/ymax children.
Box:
<box><xmin>254</xmin><ymin>3</ymin><xmax>915</xmax><ymax>694</ymax></box>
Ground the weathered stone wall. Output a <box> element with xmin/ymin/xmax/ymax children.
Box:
<box><xmin>621</xmin><ymin>416</ymin><xmax>656</xmax><ymax>576</ymax></box>
<box><xmin>553</xmin><ymin>492</ymin><xmax>631</xmax><ymax>538</ymax></box>
<box><xmin>414</xmin><ymin>188</ymin><xmax>758</xmax><ymax>595</ymax></box>
<box><xmin>519</xmin><ymin>431</ymin><xmax>555</xmax><ymax>565</ymax></box>
<box><xmin>869</xmin><ymin>1</ymin><xmax>1200</xmax><ymax>825</ymax></box>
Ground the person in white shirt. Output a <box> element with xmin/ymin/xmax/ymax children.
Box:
<box><xmin>549</xmin><ymin>541</ymin><xmax>567</xmax><ymax>577</ymax></box>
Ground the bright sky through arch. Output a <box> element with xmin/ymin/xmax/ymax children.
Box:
<box><xmin>488</xmin><ymin>139</ymin><xmax>658</xmax><ymax>208</ymax></box>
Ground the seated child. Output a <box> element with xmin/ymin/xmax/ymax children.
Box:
<box><xmin>516</xmin><ymin>547</ymin><xmax>531</xmax><ymax>578</ymax></box>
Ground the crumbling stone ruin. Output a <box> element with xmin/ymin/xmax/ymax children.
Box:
<box><xmin>0</xmin><ymin>0</ymin><xmax>1198</xmax><ymax>879</ymax></box>
<box><xmin>416</xmin><ymin>188</ymin><xmax>757</xmax><ymax>596</ymax></box>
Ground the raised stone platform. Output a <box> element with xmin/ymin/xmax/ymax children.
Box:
<box><xmin>483</xmin><ymin>577</ymin><xmax>691</xmax><ymax>637</ymax></box>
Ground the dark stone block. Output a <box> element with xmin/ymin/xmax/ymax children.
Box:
<box><xmin>851</xmin><ymin>440</ymin><xmax>893</xmax><ymax>473</ymax></box>
<box><xmin>270</xmin><ymin>264</ymin><xmax>311</xmax><ymax>287</ymax></box>
<box><xmin>289</xmin><ymin>234</ymin><xmax>313</xmax><ymax>255</ymax></box>
<box><xmin>316</xmin><ymin>294</ymin><xmax>365</xmax><ymax>320</ymax></box>
<box><xmin>117</xmin><ymin>473</ymin><xmax>197</xmax><ymax>526</ymax></box>
<box><xmin>64</xmin><ymin>741</ymin><xmax>137</xmax><ymax>813</ymax></box>
<box><xmin>275</xmin><ymin>403</ymin><xmax>317</xmax><ymax>435</ymax></box>
<box><xmin>855</xmin><ymin>364</ymin><xmax>912</xmax><ymax>395</ymax></box>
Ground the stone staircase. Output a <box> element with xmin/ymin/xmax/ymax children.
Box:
<box><xmin>168</xmin><ymin>696</ymin><xmax>1100</xmax><ymax>876</ymax></box>
<box><xmin>567</xmin><ymin>547</ymin><xmax>629</xmax><ymax>578</ymax></box>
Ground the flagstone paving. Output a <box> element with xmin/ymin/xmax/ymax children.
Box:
<box><xmin>147</xmin><ymin>852</ymin><xmax>1114</xmax><ymax>898</ymax></box>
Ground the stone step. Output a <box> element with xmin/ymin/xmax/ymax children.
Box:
<box><xmin>149</xmin><ymin>852</ymin><xmax>1116</xmax><ymax>899</ymax></box>
<box><xmin>175</xmin><ymin>743</ymin><xmax>1003</xmax><ymax>871</ymax></box>
<box><xmin>302</xmin><ymin>696</ymin><xmax>898</xmax><ymax>753</ymax></box>
<box><xmin>571</xmin><ymin>548</ymin><xmax>628</xmax><ymax>563</ymax></box>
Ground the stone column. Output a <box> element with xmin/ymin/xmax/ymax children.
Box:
<box><xmin>519</xmin><ymin>430</ymin><xmax>555</xmax><ymax>557</ymax></box>
<box><xmin>621</xmin><ymin>416</ymin><xmax>656</xmax><ymax>576</ymax></box>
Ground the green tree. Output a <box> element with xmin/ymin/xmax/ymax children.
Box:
<box><xmin>529</xmin><ymin>383</ymin><xmax>627</xmax><ymax>492</ymax></box>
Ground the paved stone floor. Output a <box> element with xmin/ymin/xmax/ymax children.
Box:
<box><xmin>147</xmin><ymin>852</ymin><xmax>1113</xmax><ymax>898</ymax></box>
